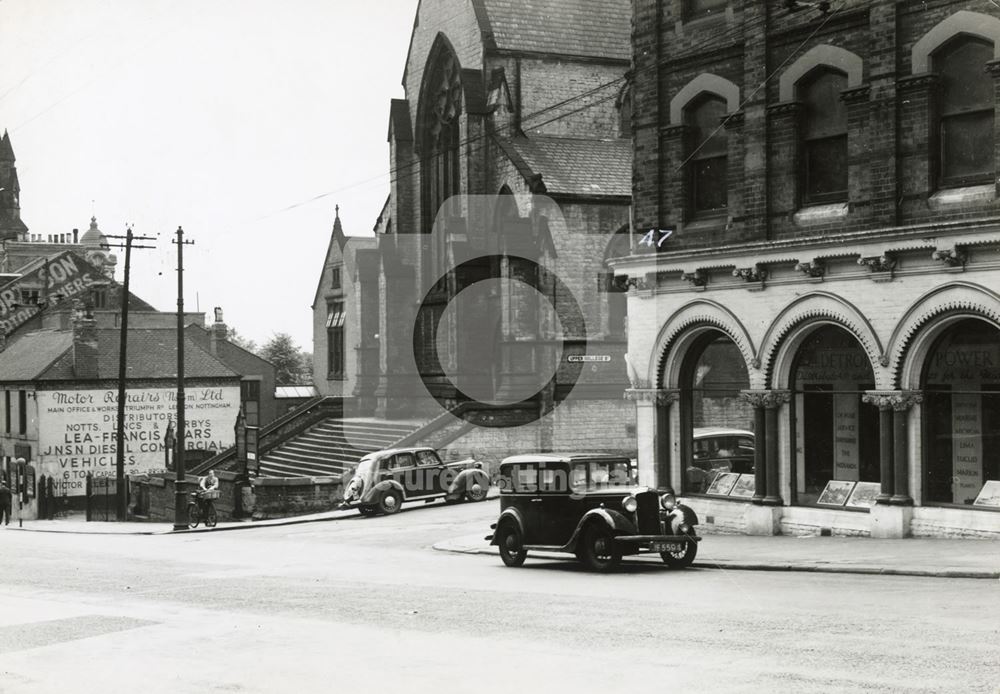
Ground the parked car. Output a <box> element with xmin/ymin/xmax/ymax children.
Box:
<box><xmin>687</xmin><ymin>427</ymin><xmax>755</xmax><ymax>493</ymax></box>
<box><xmin>486</xmin><ymin>453</ymin><xmax>700</xmax><ymax>572</ymax></box>
<box><xmin>342</xmin><ymin>447</ymin><xmax>490</xmax><ymax>516</ymax></box>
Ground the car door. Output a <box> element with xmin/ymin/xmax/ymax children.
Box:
<box><xmin>392</xmin><ymin>452</ymin><xmax>418</xmax><ymax>499</ymax></box>
<box><xmin>536</xmin><ymin>462</ymin><xmax>576</xmax><ymax>546</ymax></box>
<box><xmin>511</xmin><ymin>463</ymin><xmax>544</xmax><ymax>545</ymax></box>
<box><xmin>416</xmin><ymin>449</ymin><xmax>446</xmax><ymax>496</ymax></box>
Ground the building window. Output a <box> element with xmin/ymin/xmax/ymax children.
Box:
<box><xmin>686</xmin><ymin>95</ymin><xmax>728</xmax><ymax>216</ymax></box>
<box><xmin>326</xmin><ymin>302</ymin><xmax>345</xmax><ymax>379</ymax></box>
<box><xmin>683</xmin><ymin>0</ymin><xmax>727</xmax><ymax>21</ymax></box>
<box><xmin>19</xmin><ymin>288</ymin><xmax>39</xmax><ymax>306</ymax></box>
<box><xmin>3</xmin><ymin>391</ymin><xmax>9</xmax><ymax>433</ymax></box>
<box><xmin>922</xmin><ymin>319</ymin><xmax>1000</xmax><ymax>507</ymax></box>
<box><xmin>92</xmin><ymin>286</ymin><xmax>107</xmax><ymax>309</ymax></box>
<box><xmin>18</xmin><ymin>390</ymin><xmax>27</xmax><ymax>434</ymax></box>
<box><xmin>680</xmin><ymin>332</ymin><xmax>753</xmax><ymax>495</ymax></box>
<box><xmin>618</xmin><ymin>87</ymin><xmax>632</xmax><ymax>138</ymax></box>
<box><xmin>792</xmin><ymin>326</ymin><xmax>878</xmax><ymax>507</ymax></box>
<box><xmin>800</xmin><ymin>68</ymin><xmax>848</xmax><ymax>204</ymax></box>
<box><xmin>420</xmin><ymin>44</ymin><xmax>462</xmax><ymax>234</ymax></box>
<box><xmin>935</xmin><ymin>37</ymin><xmax>995</xmax><ymax>188</ymax></box>
<box><xmin>240</xmin><ymin>380</ymin><xmax>261</xmax><ymax>427</ymax></box>
<box><xmin>330</xmin><ymin>267</ymin><xmax>341</xmax><ymax>290</ymax></box>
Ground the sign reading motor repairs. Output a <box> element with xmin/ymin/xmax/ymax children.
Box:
<box><xmin>36</xmin><ymin>387</ymin><xmax>240</xmax><ymax>495</ymax></box>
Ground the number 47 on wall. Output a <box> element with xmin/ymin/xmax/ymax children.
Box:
<box><xmin>638</xmin><ymin>228</ymin><xmax>673</xmax><ymax>249</ymax></box>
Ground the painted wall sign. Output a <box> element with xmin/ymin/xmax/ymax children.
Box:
<box><xmin>951</xmin><ymin>392</ymin><xmax>982</xmax><ymax>505</ymax></box>
<box><xmin>36</xmin><ymin>386</ymin><xmax>240</xmax><ymax>496</ymax></box>
<box><xmin>832</xmin><ymin>393</ymin><xmax>859</xmax><ymax>481</ymax></box>
<box><xmin>0</xmin><ymin>253</ymin><xmax>99</xmax><ymax>335</ymax></box>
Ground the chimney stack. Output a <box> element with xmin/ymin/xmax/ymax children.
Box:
<box><xmin>72</xmin><ymin>305</ymin><xmax>99</xmax><ymax>379</ymax></box>
<box><xmin>210</xmin><ymin>306</ymin><xmax>227</xmax><ymax>356</ymax></box>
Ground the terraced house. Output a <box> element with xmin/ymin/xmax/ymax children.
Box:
<box><xmin>614</xmin><ymin>1</ymin><xmax>1000</xmax><ymax>538</ymax></box>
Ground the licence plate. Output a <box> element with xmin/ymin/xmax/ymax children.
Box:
<box><xmin>652</xmin><ymin>541</ymin><xmax>684</xmax><ymax>553</ymax></box>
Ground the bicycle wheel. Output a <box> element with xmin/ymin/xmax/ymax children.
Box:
<box><xmin>186</xmin><ymin>502</ymin><xmax>200</xmax><ymax>529</ymax></box>
<box><xmin>205</xmin><ymin>503</ymin><xmax>218</xmax><ymax>528</ymax></box>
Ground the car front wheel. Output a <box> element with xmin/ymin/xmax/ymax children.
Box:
<box><xmin>579</xmin><ymin>524</ymin><xmax>621</xmax><ymax>572</ymax></box>
<box><xmin>377</xmin><ymin>489</ymin><xmax>402</xmax><ymax>515</ymax></box>
<box><xmin>660</xmin><ymin>541</ymin><xmax>697</xmax><ymax>568</ymax></box>
<box><xmin>497</xmin><ymin>523</ymin><xmax>526</xmax><ymax>567</ymax></box>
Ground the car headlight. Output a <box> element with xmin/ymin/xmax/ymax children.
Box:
<box><xmin>622</xmin><ymin>495</ymin><xmax>638</xmax><ymax>513</ymax></box>
<box><xmin>660</xmin><ymin>493</ymin><xmax>676</xmax><ymax>510</ymax></box>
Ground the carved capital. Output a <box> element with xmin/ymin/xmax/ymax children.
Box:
<box><xmin>840</xmin><ymin>85</ymin><xmax>871</xmax><ymax>103</ymax></box>
<box><xmin>732</xmin><ymin>265</ymin><xmax>768</xmax><ymax>282</ymax></box>
<box><xmin>858</xmin><ymin>254</ymin><xmax>896</xmax><ymax>273</ymax></box>
<box><xmin>767</xmin><ymin>100</ymin><xmax>802</xmax><ymax>117</ymax></box>
<box><xmin>931</xmin><ymin>247</ymin><xmax>967</xmax><ymax>268</ymax></box>
<box><xmin>740</xmin><ymin>389</ymin><xmax>791</xmax><ymax>409</ymax></box>
<box><xmin>897</xmin><ymin>72</ymin><xmax>938</xmax><ymax>91</ymax></box>
<box><xmin>862</xmin><ymin>390</ymin><xmax>923</xmax><ymax>412</ymax></box>
<box><xmin>722</xmin><ymin>111</ymin><xmax>745</xmax><ymax>129</ymax></box>
<box><xmin>624</xmin><ymin>388</ymin><xmax>680</xmax><ymax>406</ymax></box>
<box><xmin>682</xmin><ymin>269</ymin><xmax>707</xmax><ymax>287</ymax></box>
<box><xmin>794</xmin><ymin>260</ymin><xmax>825</xmax><ymax>278</ymax></box>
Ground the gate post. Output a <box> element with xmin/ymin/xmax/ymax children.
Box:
<box><xmin>85</xmin><ymin>473</ymin><xmax>93</xmax><ymax>521</ymax></box>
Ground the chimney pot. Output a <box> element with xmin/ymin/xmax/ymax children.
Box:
<box><xmin>72</xmin><ymin>308</ymin><xmax>99</xmax><ymax>379</ymax></box>
<box><xmin>73</xmin><ymin>229</ymin><xmax>79</xmax><ymax>243</ymax></box>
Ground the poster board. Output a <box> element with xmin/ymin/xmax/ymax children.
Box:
<box><xmin>817</xmin><ymin>480</ymin><xmax>856</xmax><ymax>506</ymax></box>
<box><xmin>973</xmin><ymin>480</ymin><xmax>1000</xmax><ymax>508</ymax></box>
<box><xmin>706</xmin><ymin>471</ymin><xmax>740</xmax><ymax>496</ymax></box>
<box><xmin>845</xmin><ymin>481</ymin><xmax>880</xmax><ymax>509</ymax></box>
<box><xmin>728</xmin><ymin>474</ymin><xmax>756</xmax><ymax>499</ymax></box>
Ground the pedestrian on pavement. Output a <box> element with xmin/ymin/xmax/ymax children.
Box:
<box><xmin>0</xmin><ymin>477</ymin><xmax>12</xmax><ymax>526</ymax></box>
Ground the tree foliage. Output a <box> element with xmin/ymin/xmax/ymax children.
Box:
<box><xmin>226</xmin><ymin>327</ymin><xmax>258</xmax><ymax>355</ymax></box>
<box><xmin>260</xmin><ymin>333</ymin><xmax>305</xmax><ymax>385</ymax></box>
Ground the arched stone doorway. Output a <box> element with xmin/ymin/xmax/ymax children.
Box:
<box><xmin>788</xmin><ymin>325</ymin><xmax>879</xmax><ymax>507</ymax></box>
<box><xmin>918</xmin><ymin>318</ymin><xmax>1000</xmax><ymax>507</ymax></box>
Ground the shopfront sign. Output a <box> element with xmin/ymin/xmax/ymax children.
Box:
<box><xmin>36</xmin><ymin>386</ymin><xmax>240</xmax><ymax>496</ymax></box>
<box><xmin>951</xmin><ymin>393</ymin><xmax>982</xmax><ymax>505</ymax></box>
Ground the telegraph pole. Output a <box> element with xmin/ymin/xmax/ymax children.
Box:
<box><xmin>173</xmin><ymin>227</ymin><xmax>194</xmax><ymax>530</ymax></box>
<box><xmin>103</xmin><ymin>227</ymin><xmax>156</xmax><ymax>521</ymax></box>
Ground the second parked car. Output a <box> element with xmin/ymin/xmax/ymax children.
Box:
<box><xmin>342</xmin><ymin>447</ymin><xmax>491</xmax><ymax>516</ymax></box>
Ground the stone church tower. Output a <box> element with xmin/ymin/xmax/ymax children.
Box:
<box><xmin>0</xmin><ymin>131</ymin><xmax>28</xmax><ymax>242</ymax></box>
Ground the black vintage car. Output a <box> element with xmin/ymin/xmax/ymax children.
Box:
<box><xmin>342</xmin><ymin>447</ymin><xmax>491</xmax><ymax>516</ymax></box>
<box><xmin>486</xmin><ymin>453</ymin><xmax>700</xmax><ymax>572</ymax></box>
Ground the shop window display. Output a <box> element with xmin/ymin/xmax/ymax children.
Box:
<box><xmin>922</xmin><ymin>319</ymin><xmax>1000</xmax><ymax>507</ymax></box>
<box><xmin>682</xmin><ymin>333</ymin><xmax>753</xmax><ymax>494</ymax></box>
<box><xmin>792</xmin><ymin>326</ymin><xmax>878</xmax><ymax>507</ymax></box>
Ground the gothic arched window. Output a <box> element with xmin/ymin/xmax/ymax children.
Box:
<box><xmin>421</xmin><ymin>45</ymin><xmax>463</xmax><ymax>233</ymax></box>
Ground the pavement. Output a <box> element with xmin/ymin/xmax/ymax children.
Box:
<box><xmin>6</xmin><ymin>507</ymin><xmax>999</xmax><ymax>579</ymax></box>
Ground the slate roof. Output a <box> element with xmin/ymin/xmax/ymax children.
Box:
<box><xmin>0</xmin><ymin>330</ymin><xmax>73</xmax><ymax>381</ymax></box>
<box><xmin>7</xmin><ymin>328</ymin><xmax>239</xmax><ymax>381</ymax></box>
<box><xmin>502</xmin><ymin>136</ymin><xmax>631</xmax><ymax>197</ymax></box>
<box><xmin>478</xmin><ymin>0</ymin><xmax>631</xmax><ymax>61</ymax></box>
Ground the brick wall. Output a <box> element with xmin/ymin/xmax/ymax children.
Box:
<box><xmin>631</xmin><ymin>0</ymin><xmax>1000</xmax><ymax>249</ymax></box>
<box><xmin>251</xmin><ymin>476</ymin><xmax>343</xmax><ymax>520</ymax></box>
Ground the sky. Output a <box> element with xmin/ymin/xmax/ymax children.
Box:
<box><xmin>0</xmin><ymin>0</ymin><xmax>417</xmax><ymax>350</ymax></box>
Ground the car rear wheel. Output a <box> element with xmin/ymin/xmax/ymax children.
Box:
<box><xmin>497</xmin><ymin>523</ymin><xmax>526</xmax><ymax>567</ymax></box>
<box><xmin>579</xmin><ymin>524</ymin><xmax>621</xmax><ymax>572</ymax></box>
<box><xmin>660</xmin><ymin>541</ymin><xmax>697</xmax><ymax>568</ymax></box>
<box><xmin>377</xmin><ymin>489</ymin><xmax>402</xmax><ymax>515</ymax></box>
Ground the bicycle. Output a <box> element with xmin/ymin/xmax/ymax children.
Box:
<box><xmin>187</xmin><ymin>489</ymin><xmax>219</xmax><ymax>529</ymax></box>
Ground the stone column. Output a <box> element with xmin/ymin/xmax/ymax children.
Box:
<box><xmin>740</xmin><ymin>390</ymin><xmax>769</xmax><ymax>505</ymax></box>
<box><xmin>625</xmin><ymin>388</ymin><xmax>679</xmax><ymax>489</ymax></box>
<box><xmin>891</xmin><ymin>391</ymin><xmax>922</xmax><ymax>506</ymax></box>
<box><xmin>862</xmin><ymin>391</ymin><xmax>896</xmax><ymax>504</ymax></box>
<box><xmin>763</xmin><ymin>391</ymin><xmax>790</xmax><ymax>506</ymax></box>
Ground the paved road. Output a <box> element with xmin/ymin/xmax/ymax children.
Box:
<box><xmin>1</xmin><ymin>500</ymin><xmax>998</xmax><ymax>693</ymax></box>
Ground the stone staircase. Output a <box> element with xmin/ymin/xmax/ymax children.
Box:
<box><xmin>259</xmin><ymin>418</ymin><xmax>423</xmax><ymax>478</ymax></box>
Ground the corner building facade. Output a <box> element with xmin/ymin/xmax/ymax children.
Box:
<box><xmin>613</xmin><ymin>1</ymin><xmax>1000</xmax><ymax>537</ymax></box>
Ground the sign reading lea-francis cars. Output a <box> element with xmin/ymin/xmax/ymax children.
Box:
<box><xmin>37</xmin><ymin>386</ymin><xmax>240</xmax><ymax>495</ymax></box>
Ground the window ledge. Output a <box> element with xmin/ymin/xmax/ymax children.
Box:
<box><xmin>684</xmin><ymin>215</ymin><xmax>728</xmax><ymax>233</ymax></box>
<box><xmin>793</xmin><ymin>202</ymin><xmax>848</xmax><ymax>226</ymax></box>
<box><xmin>928</xmin><ymin>184</ymin><xmax>996</xmax><ymax>210</ymax></box>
